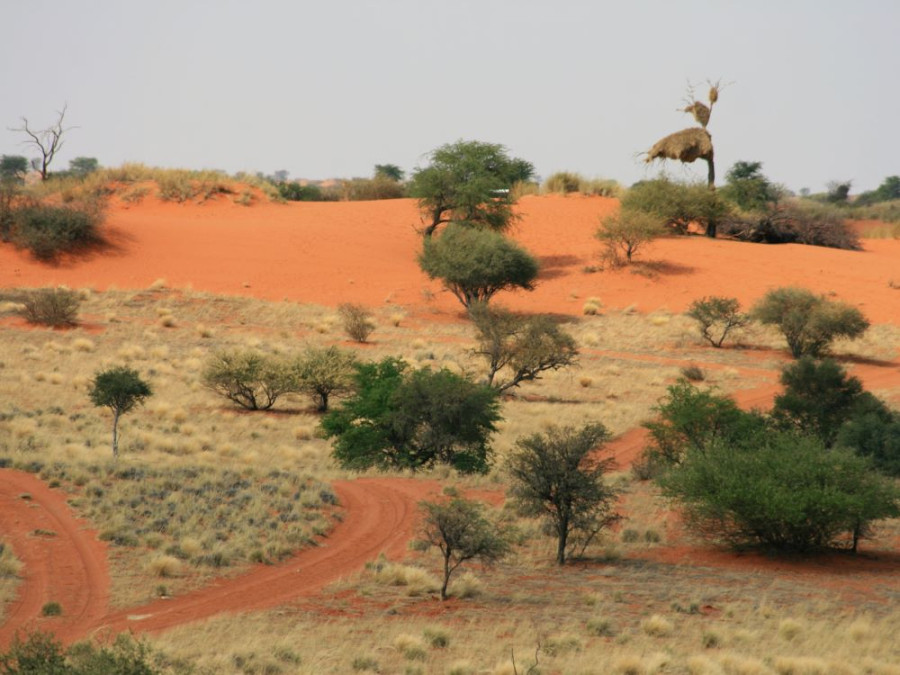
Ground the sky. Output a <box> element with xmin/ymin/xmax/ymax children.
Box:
<box><xmin>1</xmin><ymin>0</ymin><xmax>898</xmax><ymax>193</ymax></box>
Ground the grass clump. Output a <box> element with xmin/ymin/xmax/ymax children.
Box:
<box><xmin>339</xmin><ymin>303</ymin><xmax>375</xmax><ymax>343</ymax></box>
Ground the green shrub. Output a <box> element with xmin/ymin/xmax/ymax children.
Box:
<box><xmin>19</xmin><ymin>287</ymin><xmax>81</xmax><ymax>326</ymax></box>
<box><xmin>340</xmin><ymin>176</ymin><xmax>406</xmax><ymax>201</ymax></box>
<box><xmin>686</xmin><ymin>296</ymin><xmax>749</xmax><ymax>348</ymax></box>
<box><xmin>418</xmin><ymin>223</ymin><xmax>539</xmax><ymax>308</ymax></box>
<box><xmin>276</xmin><ymin>181</ymin><xmax>332</xmax><ymax>201</ymax></box>
<box><xmin>622</xmin><ymin>178</ymin><xmax>730</xmax><ymax>237</ymax></box>
<box><xmin>658</xmin><ymin>431</ymin><xmax>900</xmax><ymax>551</ymax></box>
<box><xmin>321</xmin><ymin>358</ymin><xmax>501</xmax><ymax>474</ymax></box>
<box><xmin>202</xmin><ymin>350</ymin><xmax>298</xmax><ymax>410</ymax></box>
<box><xmin>11</xmin><ymin>203</ymin><xmax>102</xmax><ymax>260</ymax></box>
<box><xmin>41</xmin><ymin>601</ymin><xmax>62</xmax><ymax>616</ymax></box>
<box><xmin>294</xmin><ymin>345</ymin><xmax>357</xmax><ymax>412</ymax></box>
<box><xmin>752</xmin><ymin>287</ymin><xmax>869</xmax><ymax>357</ymax></box>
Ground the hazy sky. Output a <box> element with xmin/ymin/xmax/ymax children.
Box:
<box><xmin>2</xmin><ymin>1</ymin><xmax>897</xmax><ymax>192</ymax></box>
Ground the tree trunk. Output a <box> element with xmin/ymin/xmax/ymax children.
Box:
<box><xmin>112</xmin><ymin>409</ymin><xmax>120</xmax><ymax>458</ymax></box>
<box><xmin>441</xmin><ymin>552</ymin><xmax>451</xmax><ymax>600</ymax></box>
<box><xmin>556</xmin><ymin>519</ymin><xmax>568</xmax><ymax>565</ymax></box>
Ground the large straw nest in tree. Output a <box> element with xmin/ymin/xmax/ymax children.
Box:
<box><xmin>645</xmin><ymin>127</ymin><xmax>713</xmax><ymax>164</ymax></box>
<box><xmin>683</xmin><ymin>101</ymin><xmax>711</xmax><ymax>127</ymax></box>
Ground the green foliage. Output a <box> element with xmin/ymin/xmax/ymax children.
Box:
<box><xmin>8</xmin><ymin>203</ymin><xmax>103</xmax><ymax>260</ymax></box>
<box><xmin>639</xmin><ymin>380</ymin><xmax>765</xmax><ymax>474</ymax></box>
<box><xmin>89</xmin><ymin>366</ymin><xmax>152</xmax><ymax>457</ymax></box>
<box><xmin>772</xmin><ymin>358</ymin><xmax>865</xmax><ymax>446</ymax></box>
<box><xmin>622</xmin><ymin>178</ymin><xmax>730</xmax><ymax>236</ymax></box>
<box><xmin>322</xmin><ymin>358</ymin><xmax>501</xmax><ymax>474</ymax></box>
<box><xmin>275</xmin><ymin>181</ymin><xmax>332</xmax><ymax>202</ymax></box>
<box><xmin>19</xmin><ymin>287</ymin><xmax>81</xmax><ymax>327</ymax></box>
<box><xmin>855</xmin><ymin>175</ymin><xmax>900</xmax><ymax>206</ymax></box>
<box><xmin>836</xmin><ymin>406</ymin><xmax>900</xmax><ymax>477</ymax></box>
<box><xmin>374</xmin><ymin>163</ymin><xmax>404</xmax><ymax>182</ymax></box>
<box><xmin>294</xmin><ymin>345</ymin><xmax>357</xmax><ymax>412</ymax></box>
<box><xmin>418</xmin><ymin>497</ymin><xmax>509</xmax><ymax>600</ymax></box>
<box><xmin>658</xmin><ymin>431</ymin><xmax>900</xmax><ymax>551</ymax></box>
<box><xmin>752</xmin><ymin>287</ymin><xmax>869</xmax><ymax>357</ymax></box>
<box><xmin>68</xmin><ymin>157</ymin><xmax>100</xmax><ymax>177</ymax></box>
<box><xmin>202</xmin><ymin>350</ymin><xmax>297</xmax><ymax>411</ymax></box>
<box><xmin>720</xmin><ymin>161</ymin><xmax>779</xmax><ymax>211</ymax></box>
<box><xmin>0</xmin><ymin>155</ymin><xmax>28</xmax><ymax>183</ymax></box>
<box><xmin>686</xmin><ymin>296</ymin><xmax>749</xmax><ymax>348</ymax></box>
<box><xmin>507</xmin><ymin>423</ymin><xmax>619</xmax><ymax>564</ymax></box>
<box><xmin>596</xmin><ymin>207</ymin><xmax>665</xmax><ymax>263</ymax></box>
<box><xmin>469</xmin><ymin>303</ymin><xmax>578</xmax><ymax>392</ymax></box>
<box><xmin>0</xmin><ymin>630</ymin><xmax>161</xmax><ymax>674</ymax></box>
<box><xmin>826</xmin><ymin>180</ymin><xmax>852</xmax><ymax>204</ymax></box>
<box><xmin>339</xmin><ymin>176</ymin><xmax>406</xmax><ymax>201</ymax></box>
<box><xmin>338</xmin><ymin>303</ymin><xmax>375</xmax><ymax>342</ymax></box>
<box><xmin>408</xmin><ymin>140</ymin><xmax>534</xmax><ymax>236</ymax></box>
<box><xmin>41</xmin><ymin>602</ymin><xmax>62</xmax><ymax>617</ymax></box>
<box><xmin>418</xmin><ymin>223</ymin><xmax>539</xmax><ymax>308</ymax></box>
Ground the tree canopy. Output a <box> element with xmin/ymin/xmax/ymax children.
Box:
<box><xmin>408</xmin><ymin>140</ymin><xmax>534</xmax><ymax>237</ymax></box>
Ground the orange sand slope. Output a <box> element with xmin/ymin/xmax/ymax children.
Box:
<box><xmin>1</xmin><ymin>194</ymin><xmax>897</xmax><ymax>323</ymax></box>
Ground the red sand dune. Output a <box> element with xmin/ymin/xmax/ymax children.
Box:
<box><xmin>1</xmin><ymin>194</ymin><xmax>898</xmax><ymax>323</ymax></box>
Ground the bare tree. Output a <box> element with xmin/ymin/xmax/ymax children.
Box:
<box><xmin>10</xmin><ymin>104</ymin><xmax>73</xmax><ymax>181</ymax></box>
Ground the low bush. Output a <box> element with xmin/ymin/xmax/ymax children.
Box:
<box><xmin>202</xmin><ymin>350</ymin><xmax>298</xmax><ymax>410</ymax></box>
<box><xmin>276</xmin><ymin>181</ymin><xmax>334</xmax><ymax>202</ymax></box>
<box><xmin>686</xmin><ymin>296</ymin><xmax>749</xmax><ymax>348</ymax></box>
<box><xmin>596</xmin><ymin>208</ymin><xmax>665</xmax><ymax>264</ymax></box>
<box><xmin>623</xmin><ymin>178</ymin><xmax>730</xmax><ymax>237</ymax></box>
<box><xmin>294</xmin><ymin>345</ymin><xmax>357</xmax><ymax>412</ymax></box>
<box><xmin>338</xmin><ymin>303</ymin><xmax>375</xmax><ymax>343</ymax></box>
<box><xmin>19</xmin><ymin>287</ymin><xmax>81</xmax><ymax>327</ymax></box>
<box><xmin>720</xmin><ymin>199</ymin><xmax>860</xmax><ymax>250</ymax></box>
<box><xmin>339</xmin><ymin>176</ymin><xmax>406</xmax><ymax>201</ymax></box>
<box><xmin>752</xmin><ymin>287</ymin><xmax>869</xmax><ymax>357</ymax></box>
<box><xmin>10</xmin><ymin>203</ymin><xmax>103</xmax><ymax>260</ymax></box>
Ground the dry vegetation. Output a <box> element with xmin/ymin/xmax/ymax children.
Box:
<box><xmin>0</xmin><ymin>283</ymin><xmax>898</xmax><ymax>671</ymax></box>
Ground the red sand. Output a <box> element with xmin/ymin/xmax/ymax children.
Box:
<box><xmin>1</xmin><ymin>194</ymin><xmax>898</xmax><ymax>323</ymax></box>
<box><xmin>1</xmin><ymin>193</ymin><xmax>899</xmax><ymax>643</ymax></box>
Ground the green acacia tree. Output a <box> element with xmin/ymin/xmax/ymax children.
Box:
<box><xmin>418</xmin><ymin>223</ymin><xmax>539</xmax><ymax>308</ymax></box>
<box><xmin>507</xmin><ymin>423</ymin><xmax>620</xmax><ymax>565</ymax></box>
<box><xmin>418</xmin><ymin>497</ymin><xmax>509</xmax><ymax>600</ymax></box>
<box><xmin>720</xmin><ymin>161</ymin><xmax>779</xmax><ymax>211</ymax></box>
<box><xmin>409</xmin><ymin>140</ymin><xmax>534</xmax><ymax>237</ymax></box>
<box><xmin>89</xmin><ymin>366</ymin><xmax>152</xmax><ymax>457</ymax></box>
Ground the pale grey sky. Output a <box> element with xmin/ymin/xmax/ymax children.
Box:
<box><xmin>2</xmin><ymin>0</ymin><xmax>897</xmax><ymax>192</ymax></box>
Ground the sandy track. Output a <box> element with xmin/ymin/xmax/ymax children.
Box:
<box><xmin>0</xmin><ymin>471</ymin><xmax>109</xmax><ymax>645</ymax></box>
<box><xmin>0</xmin><ymin>477</ymin><xmax>442</xmax><ymax>644</ymax></box>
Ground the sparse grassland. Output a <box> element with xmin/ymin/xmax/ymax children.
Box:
<box><xmin>0</xmin><ymin>283</ymin><xmax>898</xmax><ymax>668</ymax></box>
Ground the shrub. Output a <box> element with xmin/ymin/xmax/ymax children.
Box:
<box><xmin>658</xmin><ymin>431</ymin><xmax>900</xmax><ymax>551</ymax></box>
<box><xmin>41</xmin><ymin>601</ymin><xmax>62</xmax><ymax>616</ymax></box>
<box><xmin>294</xmin><ymin>345</ymin><xmax>357</xmax><ymax>412</ymax></box>
<box><xmin>752</xmin><ymin>287</ymin><xmax>869</xmax><ymax>357</ymax></box>
<box><xmin>543</xmin><ymin>171</ymin><xmax>584</xmax><ymax>194</ymax></box>
<box><xmin>418</xmin><ymin>223</ymin><xmax>539</xmax><ymax>308</ymax></box>
<box><xmin>720</xmin><ymin>199</ymin><xmax>859</xmax><ymax>250</ymax></box>
<box><xmin>418</xmin><ymin>497</ymin><xmax>509</xmax><ymax>600</ymax></box>
<box><xmin>508</xmin><ymin>423</ymin><xmax>620</xmax><ymax>564</ymax></box>
<box><xmin>470</xmin><ymin>303</ymin><xmax>578</xmax><ymax>393</ymax></box>
<box><xmin>18</xmin><ymin>287</ymin><xmax>81</xmax><ymax>326</ymax></box>
<box><xmin>686</xmin><ymin>296</ymin><xmax>749</xmax><ymax>348</ymax></box>
<box><xmin>322</xmin><ymin>358</ymin><xmax>501</xmax><ymax>474</ymax></box>
<box><xmin>338</xmin><ymin>303</ymin><xmax>375</xmax><ymax>343</ymax></box>
<box><xmin>596</xmin><ymin>208</ymin><xmax>665</xmax><ymax>264</ymax></box>
<box><xmin>720</xmin><ymin>161</ymin><xmax>780</xmax><ymax>211</ymax></box>
<box><xmin>276</xmin><ymin>181</ymin><xmax>333</xmax><ymax>201</ymax></box>
<box><xmin>339</xmin><ymin>176</ymin><xmax>406</xmax><ymax>201</ymax></box>
<box><xmin>10</xmin><ymin>203</ymin><xmax>102</xmax><ymax>260</ymax></box>
<box><xmin>622</xmin><ymin>178</ymin><xmax>730</xmax><ymax>237</ymax></box>
<box><xmin>202</xmin><ymin>350</ymin><xmax>298</xmax><ymax>410</ymax></box>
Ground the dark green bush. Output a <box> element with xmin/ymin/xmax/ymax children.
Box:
<box><xmin>0</xmin><ymin>630</ymin><xmax>161</xmax><ymax>674</ymax></box>
<box><xmin>321</xmin><ymin>358</ymin><xmax>501</xmax><ymax>474</ymax></box>
<box><xmin>276</xmin><ymin>181</ymin><xmax>333</xmax><ymax>201</ymax></box>
<box><xmin>19</xmin><ymin>287</ymin><xmax>81</xmax><ymax>327</ymax></box>
<box><xmin>11</xmin><ymin>203</ymin><xmax>102</xmax><ymax>260</ymax></box>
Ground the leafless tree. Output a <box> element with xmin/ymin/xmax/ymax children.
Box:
<box><xmin>10</xmin><ymin>104</ymin><xmax>73</xmax><ymax>180</ymax></box>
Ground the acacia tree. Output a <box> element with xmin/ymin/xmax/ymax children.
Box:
<box><xmin>507</xmin><ymin>423</ymin><xmax>620</xmax><ymax>565</ymax></box>
<box><xmin>11</xmin><ymin>104</ymin><xmax>72</xmax><ymax>181</ymax></box>
<box><xmin>294</xmin><ymin>345</ymin><xmax>357</xmax><ymax>412</ymax></box>
<box><xmin>470</xmin><ymin>304</ymin><xmax>577</xmax><ymax>392</ymax></box>
<box><xmin>408</xmin><ymin>140</ymin><xmax>534</xmax><ymax>237</ymax></box>
<box><xmin>418</xmin><ymin>497</ymin><xmax>509</xmax><ymax>600</ymax></box>
<box><xmin>89</xmin><ymin>367</ymin><xmax>152</xmax><ymax>458</ymax></box>
<box><xmin>418</xmin><ymin>224</ymin><xmax>539</xmax><ymax>308</ymax></box>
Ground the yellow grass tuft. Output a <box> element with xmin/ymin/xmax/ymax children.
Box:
<box><xmin>641</xmin><ymin>614</ymin><xmax>674</xmax><ymax>637</ymax></box>
<box><xmin>147</xmin><ymin>554</ymin><xmax>183</xmax><ymax>578</ymax></box>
